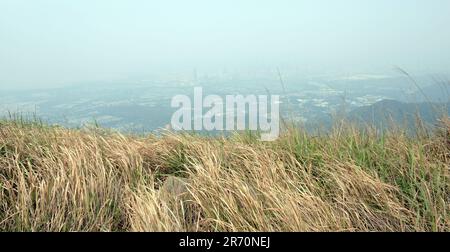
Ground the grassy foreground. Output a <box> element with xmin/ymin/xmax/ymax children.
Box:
<box><xmin>0</xmin><ymin>119</ymin><xmax>448</xmax><ymax>232</ymax></box>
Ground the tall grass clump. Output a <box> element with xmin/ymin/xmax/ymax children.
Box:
<box><xmin>0</xmin><ymin>117</ymin><xmax>448</xmax><ymax>231</ymax></box>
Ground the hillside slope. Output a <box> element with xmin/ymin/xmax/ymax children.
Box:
<box><xmin>347</xmin><ymin>99</ymin><xmax>449</xmax><ymax>130</ymax></box>
<box><xmin>0</xmin><ymin>119</ymin><xmax>449</xmax><ymax>231</ymax></box>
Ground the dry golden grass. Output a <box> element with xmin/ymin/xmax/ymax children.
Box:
<box><xmin>0</xmin><ymin>118</ymin><xmax>449</xmax><ymax>231</ymax></box>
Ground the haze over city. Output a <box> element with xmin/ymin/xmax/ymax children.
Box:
<box><xmin>1</xmin><ymin>0</ymin><xmax>449</xmax><ymax>89</ymax></box>
<box><xmin>0</xmin><ymin>1</ymin><xmax>449</xmax><ymax>234</ymax></box>
<box><xmin>0</xmin><ymin>0</ymin><xmax>448</xmax><ymax>133</ymax></box>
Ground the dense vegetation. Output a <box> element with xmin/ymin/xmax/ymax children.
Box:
<box><xmin>0</xmin><ymin>118</ymin><xmax>448</xmax><ymax>231</ymax></box>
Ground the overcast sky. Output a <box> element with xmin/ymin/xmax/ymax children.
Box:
<box><xmin>1</xmin><ymin>0</ymin><xmax>449</xmax><ymax>89</ymax></box>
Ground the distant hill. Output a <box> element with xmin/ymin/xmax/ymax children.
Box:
<box><xmin>347</xmin><ymin>99</ymin><xmax>449</xmax><ymax>129</ymax></box>
<box><xmin>407</xmin><ymin>82</ymin><xmax>450</xmax><ymax>103</ymax></box>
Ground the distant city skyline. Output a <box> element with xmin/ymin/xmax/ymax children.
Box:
<box><xmin>1</xmin><ymin>0</ymin><xmax>449</xmax><ymax>89</ymax></box>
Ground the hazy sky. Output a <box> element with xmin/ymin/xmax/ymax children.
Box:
<box><xmin>1</xmin><ymin>0</ymin><xmax>449</xmax><ymax>89</ymax></box>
